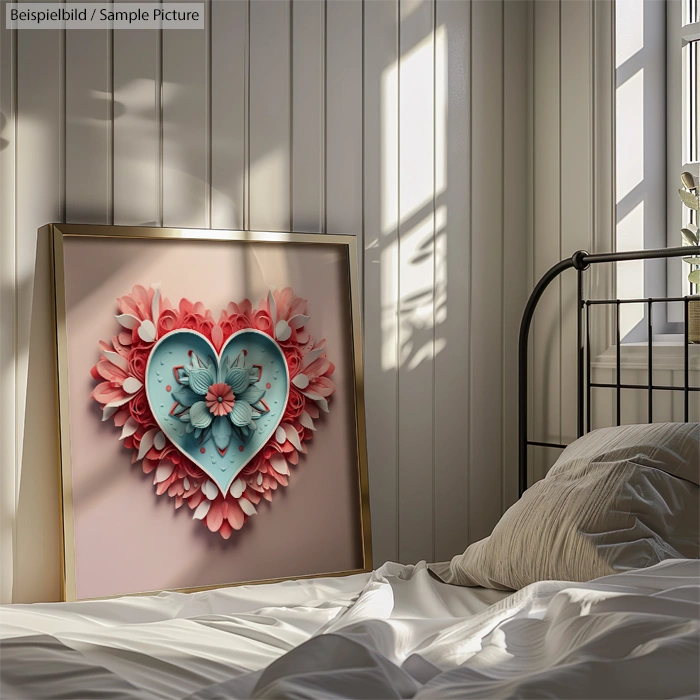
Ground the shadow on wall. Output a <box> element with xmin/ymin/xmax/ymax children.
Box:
<box><xmin>0</xmin><ymin>112</ymin><xmax>9</xmax><ymax>150</ymax></box>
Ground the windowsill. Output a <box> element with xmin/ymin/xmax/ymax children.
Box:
<box><xmin>593</xmin><ymin>339</ymin><xmax>700</xmax><ymax>371</ymax></box>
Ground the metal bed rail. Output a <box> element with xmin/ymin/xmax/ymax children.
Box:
<box><xmin>518</xmin><ymin>245</ymin><xmax>700</xmax><ymax>497</ymax></box>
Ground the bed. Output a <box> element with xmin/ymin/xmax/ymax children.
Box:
<box><xmin>2</xmin><ymin>246</ymin><xmax>699</xmax><ymax>700</ymax></box>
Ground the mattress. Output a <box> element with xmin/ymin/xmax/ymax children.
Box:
<box><xmin>1</xmin><ymin>559</ymin><xmax>698</xmax><ymax>699</ymax></box>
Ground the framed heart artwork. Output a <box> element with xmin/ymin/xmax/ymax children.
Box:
<box><xmin>45</xmin><ymin>224</ymin><xmax>371</xmax><ymax>601</ymax></box>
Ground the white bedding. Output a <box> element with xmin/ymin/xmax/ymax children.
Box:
<box><xmin>1</xmin><ymin>559</ymin><xmax>698</xmax><ymax>699</ymax></box>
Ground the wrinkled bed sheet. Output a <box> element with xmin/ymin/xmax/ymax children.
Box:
<box><xmin>1</xmin><ymin>559</ymin><xmax>698</xmax><ymax>699</ymax></box>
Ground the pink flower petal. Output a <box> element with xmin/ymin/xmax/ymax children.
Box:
<box><xmin>304</xmin><ymin>357</ymin><xmax>331</xmax><ymax>379</ymax></box>
<box><xmin>226</xmin><ymin>500</ymin><xmax>245</xmax><ymax>530</ymax></box>
<box><xmin>206</xmin><ymin>500</ymin><xmax>224</xmax><ymax>531</ymax></box>
<box><xmin>91</xmin><ymin>382</ymin><xmax>128</xmax><ymax>405</ymax></box>
<box><xmin>211</xmin><ymin>324</ymin><xmax>224</xmax><ymax>352</ymax></box>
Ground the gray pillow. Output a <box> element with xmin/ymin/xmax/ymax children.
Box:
<box><xmin>433</xmin><ymin>422</ymin><xmax>700</xmax><ymax>590</ymax></box>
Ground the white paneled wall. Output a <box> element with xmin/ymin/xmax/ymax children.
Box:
<box><xmin>0</xmin><ymin>0</ymin><xmax>530</xmax><ymax>603</ymax></box>
<box><xmin>529</xmin><ymin>0</ymin><xmax>605</xmax><ymax>483</ymax></box>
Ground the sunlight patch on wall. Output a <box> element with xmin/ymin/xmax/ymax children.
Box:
<box><xmin>616</xmin><ymin>201</ymin><xmax>645</xmax><ymax>338</ymax></box>
<box><xmin>615</xmin><ymin>0</ymin><xmax>644</xmax><ymax>69</ymax></box>
<box><xmin>615</xmin><ymin>69</ymin><xmax>644</xmax><ymax>202</ymax></box>
<box><xmin>380</xmin><ymin>25</ymin><xmax>447</xmax><ymax>372</ymax></box>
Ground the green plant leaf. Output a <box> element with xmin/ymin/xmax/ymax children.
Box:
<box><xmin>678</xmin><ymin>188</ymin><xmax>700</xmax><ymax>210</ymax></box>
<box><xmin>681</xmin><ymin>228</ymin><xmax>699</xmax><ymax>246</ymax></box>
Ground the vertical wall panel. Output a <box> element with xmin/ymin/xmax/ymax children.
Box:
<box><xmin>469</xmin><ymin>0</ymin><xmax>504</xmax><ymax>542</ymax></box>
<box><xmin>326</xmin><ymin>0</ymin><xmax>363</xmax><ymax>246</ymax></box>
<box><xmin>397</xmin><ymin>0</ymin><xmax>435</xmax><ymax>564</ymax></box>
<box><xmin>560</xmin><ymin>0</ymin><xmax>592</xmax><ymax>442</ymax></box>
<box><xmin>162</xmin><ymin>0</ymin><xmax>209</xmax><ymax>228</ymax></box>
<box><xmin>211</xmin><ymin>0</ymin><xmax>247</xmax><ymax>230</ymax></box>
<box><xmin>433</xmin><ymin>0</ymin><xmax>471</xmax><ymax>562</ymax></box>
<box><xmin>13</xmin><ymin>7</ymin><xmax>64</xmax><ymax>603</ymax></box>
<box><xmin>291</xmin><ymin>0</ymin><xmax>324</xmax><ymax>233</ymax></box>
<box><xmin>249</xmin><ymin>0</ymin><xmax>291</xmax><ymax>232</ymax></box>
<box><xmin>363</xmin><ymin>0</ymin><xmax>399</xmax><ymax>566</ymax></box>
<box><xmin>66</xmin><ymin>26</ymin><xmax>112</xmax><ymax>223</ymax></box>
<box><xmin>113</xmin><ymin>2</ymin><xmax>160</xmax><ymax>226</ymax></box>
<box><xmin>0</xmin><ymin>9</ymin><xmax>17</xmax><ymax>605</ymax></box>
<box><xmin>502</xmin><ymin>0</ymin><xmax>529</xmax><ymax>510</ymax></box>
<box><xmin>531</xmin><ymin>0</ymin><xmax>561</xmax><ymax>484</ymax></box>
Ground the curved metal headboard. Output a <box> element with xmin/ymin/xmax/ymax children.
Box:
<box><xmin>518</xmin><ymin>245</ymin><xmax>700</xmax><ymax>496</ymax></box>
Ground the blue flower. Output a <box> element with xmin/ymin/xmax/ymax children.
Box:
<box><xmin>172</xmin><ymin>351</ymin><xmax>268</xmax><ymax>453</ymax></box>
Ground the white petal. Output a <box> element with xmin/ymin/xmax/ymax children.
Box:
<box><xmin>275</xmin><ymin>426</ymin><xmax>287</xmax><ymax>444</ymax></box>
<box><xmin>284</xmin><ymin>424</ymin><xmax>302</xmax><ymax>451</ymax></box>
<box><xmin>288</xmin><ymin>314</ymin><xmax>310</xmax><ymax>329</ymax></box>
<box><xmin>301</xmin><ymin>346</ymin><xmax>325</xmax><ymax>369</ymax></box>
<box><xmin>115</xmin><ymin>313</ymin><xmax>140</xmax><ymax>329</ymax></box>
<box><xmin>229</xmin><ymin>478</ymin><xmax>245</xmax><ymax>498</ymax></box>
<box><xmin>238</xmin><ymin>498</ymin><xmax>257</xmax><ymax>516</ymax></box>
<box><xmin>298</xmin><ymin>410</ymin><xmax>315</xmax><ymax>431</ymax></box>
<box><xmin>122</xmin><ymin>376</ymin><xmax>143</xmax><ymax>394</ymax></box>
<box><xmin>292</xmin><ymin>373</ymin><xmax>309</xmax><ymax>390</ymax></box>
<box><xmin>257</xmin><ymin>472</ymin><xmax>263</xmax><ymax>485</ymax></box>
<box><xmin>153</xmin><ymin>431</ymin><xmax>166</xmax><ymax>450</ymax></box>
<box><xmin>150</xmin><ymin>283</ymin><xmax>161</xmax><ymax>325</ymax></box>
<box><xmin>183</xmin><ymin>477</ymin><xmax>190</xmax><ymax>491</ymax></box>
<box><xmin>193</xmin><ymin>500</ymin><xmax>211</xmax><ymax>520</ymax></box>
<box><xmin>301</xmin><ymin>390</ymin><xmax>323</xmax><ymax>400</ymax></box>
<box><xmin>102</xmin><ymin>405</ymin><xmax>119</xmax><ymax>421</ymax></box>
<box><xmin>268</xmin><ymin>289</ymin><xmax>277</xmax><ymax>325</ymax></box>
<box><xmin>104</xmin><ymin>350</ymin><xmax>128</xmax><ymax>372</ymax></box>
<box><xmin>301</xmin><ymin>391</ymin><xmax>329</xmax><ymax>413</ymax></box>
<box><xmin>270</xmin><ymin>454</ymin><xmax>289</xmax><ymax>475</ymax></box>
<box><xmin>138</xmin><ymin>320</ymin><xmax>157</xmax><ymax>343</ymax></box>
<box><xmin>202</xmin><ymin>480</ymin><xmax>218</xmax><ymax>500</ymax></box>
<box><xmin>155</xmin><ymin>462</ymin><xmax>174</xmax><ymax>483</ymax></box>
<box><xmin>119</xmin><ymin>416</ymin><xmax>139</xmax><ymax>440</ymax></box>
<box><xmin>275</xmin><ymin>319</ymin><xmax>291</xmax><ymax>342</ymax></box>
<box><xmin>137</xmin><ymin>428</ymin><xmax>159</xmax><ymax>461</ymax></box>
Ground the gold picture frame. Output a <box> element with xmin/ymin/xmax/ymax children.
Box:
<box><xmin>45</xmin><ymin>223</ymin><xmax>371</xmax><ymax>601</ymax></box>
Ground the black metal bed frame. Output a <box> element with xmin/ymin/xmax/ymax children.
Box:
<box><xmin>518</xmin><ymin>245</ymin><xmax>700</xmax><ymax>497</ymax></box>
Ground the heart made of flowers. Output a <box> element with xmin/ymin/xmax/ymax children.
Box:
<box><xmin>145</xmin><ymin>329</ymin><xmax>290</xmax><ymax>497</ymax></box>
<box><xmin>90</xmin><ymin>285</ymin><xmax>336</xmax><ymax>539</ymax></box>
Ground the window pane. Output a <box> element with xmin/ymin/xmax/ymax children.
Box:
<box><xmin>683</xmin><ymin>39</ymin><xmax>699</xmax><ymax>164</ymax></box>
<box><xmin>684</xmin><ymin>0</ymin><xmax>698</xmax><ymax>25</ymax></box>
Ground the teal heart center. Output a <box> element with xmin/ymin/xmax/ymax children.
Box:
<box><xmin>145</xmin><ymin>329</ymin><xmax>290</xmax><ymax>496</ymax></box>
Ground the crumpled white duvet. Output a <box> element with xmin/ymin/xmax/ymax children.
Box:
<box><xmin>1</xmin><ymin>559</ymin><xmax>698</xmax><ymax>699</ymax></box>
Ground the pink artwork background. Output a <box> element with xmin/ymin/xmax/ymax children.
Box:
<box><xmin>62</xmin><ymin>236</ymin><xmax>363</xmax><ymax>599</ymax></box>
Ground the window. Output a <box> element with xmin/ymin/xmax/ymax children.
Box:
<box><xmin>668</xmin><ymin>0</ymin><xmax>700</xmax><ymax>312</ymax></box>
<box><xmin>615</xmin><ymin>0</ymin><xmax>667</xmax><ymax>340</ymax></box>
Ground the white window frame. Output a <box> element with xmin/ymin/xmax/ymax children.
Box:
<box><xmin>667</xmin><ymin>0</ymin><xmax>700</xmax><ymax>322</ymax></box>
<box><xmin>613</xmin><ymin>0</ymin><xmax>669</xmax><ymax>342</ymax></box>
